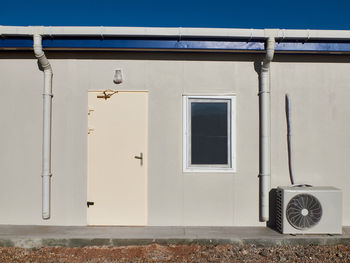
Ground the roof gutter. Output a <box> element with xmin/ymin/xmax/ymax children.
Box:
<box><xmin>2</xmin><ymin>26</ymin><xmax>350</xmax><ymax>41</ymax></box>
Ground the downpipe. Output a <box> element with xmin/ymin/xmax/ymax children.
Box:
<box><xmin>259</xmin><ymin>37</ymin><xmax>275</xmax><ymax>222</ymax></box>
<box><xmin>33</xmin><ymin>34</ymin><xmax>53</xmax><ymax>220</ymax></box>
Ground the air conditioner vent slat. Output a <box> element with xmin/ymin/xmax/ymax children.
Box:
<box><xmin>276</xmin><ymin>189</ymin><xmax>283</xmax><ymax>233</ymax></box>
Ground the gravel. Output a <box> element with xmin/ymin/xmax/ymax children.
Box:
<box><xmin>0</xmin><ymin>244</ymin><xmax>349</xmax><ymax>262</ymax></box>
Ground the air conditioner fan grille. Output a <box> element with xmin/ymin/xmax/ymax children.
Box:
<box><xmin>286</xmin><ymin>193</ymin><xmax>322</xmax><ymax>230</ymax></box>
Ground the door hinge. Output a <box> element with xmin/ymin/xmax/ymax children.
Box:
<box><xmin>134</xmin><ymin>152</ymin><xmax>143</xmax><ymax>166</ymax></box>
<box><xmin>88</xmin><ymin>107</ymin><xmax>94</xmax><ymax>115</ymax></box>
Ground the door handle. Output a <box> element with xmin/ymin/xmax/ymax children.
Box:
<box><xmin>87</xmin><ymin>201</ymin><xmax>94</xmax><ymax>208</ymax></box>
<box><xmin>134</xmin><ymin>152</ymin><xmax>143</xmax><ymax>166</ymax></box>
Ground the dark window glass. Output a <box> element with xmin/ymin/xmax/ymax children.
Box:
<box><xmin>191</xmin><ymin>102</ymin><xmax>228</xmax><ymax>165</ymax></box>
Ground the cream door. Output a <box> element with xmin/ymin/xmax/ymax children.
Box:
<box><xmin>87</xmin><ymin>91</ymin><xmax>148</xmax><ymax>225</ymax></box>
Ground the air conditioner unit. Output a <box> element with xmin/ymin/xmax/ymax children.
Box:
<box><xmin>276</xmin><ymin>186</ymin><xmax>342</xmax><ymax>234</ymax></box>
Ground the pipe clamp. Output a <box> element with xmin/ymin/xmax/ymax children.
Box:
<box><xmin>258</xmin><ymin>90</ymin><xmax>270</xmax><ymax>95</ymax></box>
<box><xmin>258</xmin><ymin>173</ymin><xmax>271</xmax><ymax>178</ymax></box>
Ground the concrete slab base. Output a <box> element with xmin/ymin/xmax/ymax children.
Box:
<box><xmin>0</xmin><ymin>225</ymin><xmax>349</xmax><ymax>248</ymax></box>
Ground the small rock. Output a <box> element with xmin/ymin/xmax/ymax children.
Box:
<box><xmin>259</xmin><ymin>250</ymin><xmax>268</xmax><ymax>257</ymax></box>
<box><xmin>278</xmin><ymin>255</ymin><xmax>287</xmax><ymax>262</ymax></box>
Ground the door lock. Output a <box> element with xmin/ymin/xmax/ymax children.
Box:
<box><xmin>134</xmin><ymin>153</ymin><xmax>143</xmax><ymax>166</ymax></box>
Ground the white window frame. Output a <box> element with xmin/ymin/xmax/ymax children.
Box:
<box><xmin>183</xmin><ymin>95</ymin><xmax>236</xmax><ymax>173</ymax></box>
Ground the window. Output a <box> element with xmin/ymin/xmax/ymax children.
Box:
<box><xmin>183</xmin><ymin>95</ymin><xmax>236</xmax><ymax>172</ymax></box>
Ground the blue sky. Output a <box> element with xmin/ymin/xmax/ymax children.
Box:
<box><xmin>2</xmin><ymin>0</ymin><xmax>350</xmax><ymax>29</ymax></box>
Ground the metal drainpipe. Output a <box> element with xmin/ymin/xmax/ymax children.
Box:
<box><xmin>33</xmin><ymin>34</ymin><xmax>53</xmax><ymax>220</ymax></box>
<box><xmin>259</xmin><ymin>37</ymin><xmax>275</xmax><ymax>222</ymax></box>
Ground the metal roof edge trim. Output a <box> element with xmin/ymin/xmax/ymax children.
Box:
<box><xmin>2</xmin><ymin>37</ymin><xmax>350</xmax><ymax>53</ymax></box>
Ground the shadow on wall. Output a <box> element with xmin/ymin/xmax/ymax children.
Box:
<box><xmin>3</xmin><ymin>51</ymin><xmax>350</xmax><ymax>63</ymax></box>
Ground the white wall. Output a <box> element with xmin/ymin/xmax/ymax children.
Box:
<box><xmin>0</xmin><ymin>52</ymin><xmax>349</xmax><ymax>226</ymax></box>
<box><xmin>271</xmin><ymin>57</ymin><xmax>350</xmax><ymax>223</ymax></box>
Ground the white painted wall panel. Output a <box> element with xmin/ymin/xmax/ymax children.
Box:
<box><xmin>0</xmin><ymin>52</ymin><xmax>349</xmax><ymax>226</ymax></box>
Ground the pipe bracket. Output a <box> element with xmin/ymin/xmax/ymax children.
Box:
<box><xmin>258</xmin><ymin>173</ymin><xmax>271</xmax><ymax>178</ymax></box>
<box><xmin>257</xmin><ymin>91</ymin><xmax>270</xmax><ymax>95</ymax></box>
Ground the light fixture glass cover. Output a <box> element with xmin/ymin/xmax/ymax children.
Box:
<box><xmin>113</xmin><ymin>69</ymin><xmax>123</xmax><ymax>84</ymax></box>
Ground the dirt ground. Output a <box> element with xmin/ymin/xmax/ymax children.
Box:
<box><xmin>0</xmin><ymin>244</ymin><xmax>349</xmax><ymax>263</ymax></box>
